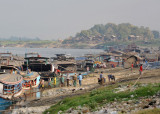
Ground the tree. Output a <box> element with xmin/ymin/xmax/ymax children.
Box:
<box><xmin>152</xmin><ymin>30</ymin><xmax>160</xmax><ymax>39</ymax></box>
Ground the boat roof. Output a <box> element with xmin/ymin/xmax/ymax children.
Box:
<box><xmin>0</xmin><ymin>53</ymin><xmax>12</xmax><ymax>55</ymax></box>
<box><xmin>0</xmin><ymin>74</ymin><xmax>23</xmax><ymax>85</ymax></box>
<box><xmin>0</xmin><ymin>65</ymin><xmax>18</xmax><ymax>70</ymax></box>
<box><xmin>55</xmin><ymin>54</ymin><xmax>65</xmax><ymax>56</ymax></box>
<box><xmin>25</xmin><ymin>57</ymin><xmax>49</xmax><ymax>59</ymax></box>
<box><xmin>25</xmin><ymin>52</ymin><xmax>39</xmax><ymax>55</ymax></box>
<box><xmin>21</xmin><ymin>72</ymin><xmax>39</xmax><ymax>80</ymax></box>
<box><xmin>54</xmin><ymin>60</ymin><xmax>76</xmax><ymax>65</ymax></box>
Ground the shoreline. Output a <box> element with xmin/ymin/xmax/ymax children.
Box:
<box><xmin>2</xmin><ymin>67</ymin><xmax>160</xmax><ymax>113</ymax></box>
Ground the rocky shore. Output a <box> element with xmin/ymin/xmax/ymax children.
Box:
<box><xmin>62</xmin><ymin>85</ymin><xmax>160</xmax><ymax>114</ymax></box>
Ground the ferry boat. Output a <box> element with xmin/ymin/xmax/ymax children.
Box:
<box><xmin>0</xmin><ymin>74</ymin><xmax>23</xmax><ymax>100</ymax></box>
<box><xmin>20</xmin><ymin>72</ymin><xmax>40</xmax><ymax>90</ymax></box>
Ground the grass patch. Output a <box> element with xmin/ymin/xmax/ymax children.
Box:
<box><xmin>136</xmin><ymin>108</ymin><xmax>160</xmax><ymax>114</ymax></box>
<box><xmin>44</xmin><ymin>83</ymin><xmax>160</xmax><ymax>114</ymax></box>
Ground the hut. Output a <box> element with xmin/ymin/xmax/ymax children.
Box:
<box><xmin>124</xmin><ymin>55</ymin><xmax>143</xmax><ymax>69</ymax></box>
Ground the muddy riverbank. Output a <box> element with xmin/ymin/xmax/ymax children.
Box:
<box><xmin>7</xmin><ymin>68</ymin><xmax>160</xmax><ymax>113</ymax></box>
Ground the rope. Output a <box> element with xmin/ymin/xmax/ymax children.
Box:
<box><xmin>131</xmin><ymin>64</ymin><xmax>149</xmax><ymax>89</ymax></box>
<box><xmin>132</xmin><ymin>74</ymin><xmax>142</xmax><ymax>87</ymax></box>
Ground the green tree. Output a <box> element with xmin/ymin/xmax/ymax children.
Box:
<box><xmin>152</xmin><ymin>30</ymin><xmax>160</xmax><ymax>39</ymax></box>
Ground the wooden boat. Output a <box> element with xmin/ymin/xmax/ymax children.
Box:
<box><xmin>0</xmin><ymin>74</ymin><xmax>23</xmax><ymax>100</ymax></box>
<box><xmin>22</xmin><ymin>53</ymin><xmax>55</xmax><ymax>78</ymax></box>
<box><xmin>0</xmin><ymin>65</ymin><xmax>18</xmax><ymax>74</ymax></box>
<box><xmin>52</xmin><ymin>54</ymin><xmax>77</xmax><ymax>72</ymax></box>
<box><xmin>0</xmin><ymin>52</ymin><xmax>24</xmax><ymax>67</ymax></box>
<box><xmin>20</xmin><ymin>72</ymin><xmax>40</xmax><ymax>90</ymax></box>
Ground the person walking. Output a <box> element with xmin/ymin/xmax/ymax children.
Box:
<box><xmin>41</xmin><ymin>79</ymin><xmax>44</xmax><ymax>89</ymax></box>
<box><xmin>131</xmin><ymin>63</ymin><xmax>134</xmax><ymax>72</ymax></box>
<box><xmin>139</xmin><ymin>64</ymin><xmax>143</xmax><ymax>75</ymax></box>
<box><xmin>60</xmin><ymin>75</ymin><xmax>64</xmax><ymax>87</ymax></box>
<box><xmin>73</xmin><ymin>73</ymin><xmax>77</xmax><ymax>87</ymax></box>
<box><xmin>67</xmin><ymin>73</ymin><xmax>70</xmax><ymax>87</ymax></box>
<box><xmin>78</xmin><ymin>73</ymin><xmax>82</xmax><ymax>86</ymax></box>
<box><xmin>53</xmin><ymin>77</ymin><xmax>56</xmax><ymax>88</ymax></box>
<box><xmin>99</xmin><ymin>71</ymin><xmax>103</xmax><ymax>84</ymax></box>
<box><xmin>48</xmin><ymin>78</ymin><xmax>51</xmax><ymax>88</ymax></box>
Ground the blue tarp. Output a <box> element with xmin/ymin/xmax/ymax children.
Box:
<box><xmin>75</xmin><ymin>57</ymin><xmax>87</xmax><ymax>61</ymax></box>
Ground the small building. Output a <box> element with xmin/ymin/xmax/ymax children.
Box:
<box><xmin>123</xmin><ymin>55</ymin><xmax>143</xmax><ymax>69</ymax></box>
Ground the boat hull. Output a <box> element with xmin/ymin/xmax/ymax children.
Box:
<box><xmin>22</xmin><ymin>73</ymin><xmax>40</xmax><ymax>90</ymax></box>
<box><xmin>0</xmin><ymin>89</ymin><xmax>23</xmax><ymax>100</ymax></box>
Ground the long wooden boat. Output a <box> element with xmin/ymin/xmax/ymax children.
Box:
<box><xmin>20</xmin><ymin>72</ymin><xmax>40</xmax><ymax>90</ymax></box>
<box><xmin>0</xmin><ymin>74</ymin><xmax>23</xmax><ymax>100</ymax></box>
<box><xmin>22</xmin><ymin>53</ymin><xmax>55</xmax><ymax>78</ymax></box>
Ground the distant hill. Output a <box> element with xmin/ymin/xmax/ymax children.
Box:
<box><xmin>0</xmin><ymin>36</ymin><xmax>40</xmax><ymax>41</ymax></box>
<box><xmin>62</xmin><ymin>23</ymin><xmax>160</xmax><ymax>48</ymax></box>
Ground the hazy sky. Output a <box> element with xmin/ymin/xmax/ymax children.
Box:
<box><xmin>0</xmin><ymin>0</ymin><xmax>160</xmax><ymax>40</ymax></box>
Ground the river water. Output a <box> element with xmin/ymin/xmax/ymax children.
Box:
<box><xmin>0</xmin><ymin>98</ymin><xmax>12</xmax><ymax>112</ymax></box>
<box><xmin>0</xmin><ymin>47</ymin><xmax>104</xmax><ymax>57</ymax></box>
<box><xmin>0</xmin><ymin>47</ymin><xmax>104</xmax><ymax>113</ymax></box>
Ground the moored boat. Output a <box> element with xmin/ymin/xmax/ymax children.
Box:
<box><xmin>0</xmin><ymin>74</ymin><xmax>23</xmax><ymax>100</ymax></box>
<box><xmin>22</xmin><ymin>53</ymin><xmax>55</xmax><ymax>78</ymax></box>
<box><xmin>20</xmin><ymin>72</ymin><xmax>40</xmax><ymax>90</ymax></box>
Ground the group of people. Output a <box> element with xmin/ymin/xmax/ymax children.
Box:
<box><xmin>131</xmin><ymin>63</ymin><xmax>143</xmax><ymax>75</ymax></box>
<box><xmin>98</xmin><ymin>71</ymin><xmax>115</xmax><ymax>85</ymax></box>
<box><xmin>98</xmin><ymin>63</ymin><xmax>143</xmax><ymax>85</ymax></box>
<box><xmin>95</xmin><ymin>63</ymin><xmax>107</xmax><ymax>68</ymax></box>
<box><xmin>39</xmin><ymin>73</ymin><xmax>83</xmax><ymax>89</ymax></box>
<box><xmin>61</xmin><ymin>73</ymin><xmax>83</xmax><ymax>87</ymax></box>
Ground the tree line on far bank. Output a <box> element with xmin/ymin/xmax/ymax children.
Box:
<box><xmin>62</xmin><ymin>23</ymin><xmax>160</xmax><ymax>44</ymax></box>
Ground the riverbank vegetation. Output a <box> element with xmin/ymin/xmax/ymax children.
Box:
<box><xmin>0</xmin><ymin>40</ymin><xmax>58</xmax><ymax>48</ymax></box>
<box><xmin>44</xmin><ymin>83</ymin><xmax>160</xmax><ymax>114</ymax></box>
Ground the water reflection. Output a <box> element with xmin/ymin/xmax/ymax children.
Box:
<box><xmin>0</xmin><ymin>98</ymin><xmax>12</xmax><ymax>113</ymax></box>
